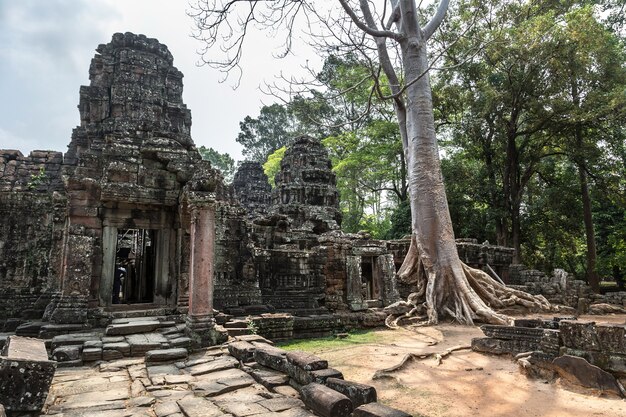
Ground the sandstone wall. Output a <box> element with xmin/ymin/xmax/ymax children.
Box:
<box><xmin>0</xmin><ymin>150</ymin><xmax>65</xmax><ymax>327</ymax></box>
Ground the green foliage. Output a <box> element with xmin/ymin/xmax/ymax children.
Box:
<box><xmin>262</xmin><ymin>146</ymin><xmax>286</xmax><ymax>187</ymax></box>
<box><xmin>276</xmin><ymin>330</ymin><xmax>383</xmax><ymax>352</ymax></box>
<box><xmin>237</xmin><ymin>103</ymin><xmax>302</xmax><ymax>162</ymax></box>
<box><xmin>198</xmin><ymin>146</ymin><xmax>236</xmax><ymax>183</ymax></box>
<box><xmin>434</xmin><ymin>0</ymin><xmax>626</xmax><ymax>272</ymax></box>
<box><xmin>27</xmin><ymin>167</ymin><xmax>48</xmax><ymax>190</ymax></box>
<box><xmin>385</xmin><ymin>199</ymin><xmax>411</xmax><ymax>240</ymax></box>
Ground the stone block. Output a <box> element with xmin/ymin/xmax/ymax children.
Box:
<box><xmin>325</xmin><ymin>377</ymin><xmax>376</xmax><ymax>407</ymax></box>
<box><xmin>253</xmin><ymin>344</ymin><xmax>289</xmax><ymax>373</ymax></box>
<box><xmin>309</xmin><ymin>368</ymin><xmax>344</xmax><ymax>384</ymax></box>
<box><xmin>248</xmin><ymin>366</ymin><xmax>290</xmax><ymax>388</ymax></box>
<box><xmin>559</xmin><ymin>321</ymin><xmax>601</xmax><ymax>351</ymax></box>
<box><xmin>471</xmin><ymin>337</ymin><xmax>539</xmax><ymax>355</ymax></box>
<box><xmin>82</xmin><ymin>347</ymin><xmax>102</xmax><ymax>362</ymax></box>
<box><xmin>103</xmin><ymin>341</ymin><xmax>131</xmax><ymax>356</ymax></box>
<box><xmin>596</xmin><ymin>324</ymin><xmax>626</xmax><ymax>354</ymax></box>
<box><xmin>105</xmin><ymin>321</ymin><xmax>160</xmax><ymax>336</ymax></box>
<box><xmin>127</xmin><ymin>333</ymin><xmax>167</xmax><ymax>356</ymax></box>
<box><xmin>145</xmin><ymin>348</ymin><xmax>188</xmax><ymax>363</ymax></box>
<box><xmin>0</xmin><ymin>336</ymin><xmax>56</xmax><ymax>412</ymax></box>
<box><xmin>52</xmin><ymin>345</ymin><xmax>82</xmax><ymax>362</ymax></box>
<box><xmin>353</xmin><ymin>402</ymin><xmax>412</xmax><ymax>417</ymax></box>
<box><xmin>286</xmin><ymin>351</ymin><xmax>328</xmax><ymax>371</ymax></box>
<box><xmin>480</xmin><ymin>325</ymin><xmax>544</xmax><ymax>342</ymax></box>
<box><xmin>228</xmin><ymin>340</ymin><xmax>256</xmax><ymax>362</ymax></box>
<box><xmin>552</xmin><ymin>355</ymin><xmax>624</xmax><ymax>397</ymax></box>
<box><xmin>187</xmin><ymin>356</ymin><xmax>238</xmax><ymax>376</ymax></box>
<box><xmin>300</xmin><ymin>382</ymin><xmax>353</xmax><ymax>417</ymax></box>
<box><xmin>102</xmin><ymin>349</ymin><xmax>124</xmax><ymax>361</ymax></box>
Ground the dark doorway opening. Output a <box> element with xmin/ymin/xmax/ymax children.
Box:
<box><xmin>113</xmin><ymin>229</ymin><xmax>156</xmax><ymax>304</ymax></box>
<box><xmin>361</xmin><ymin>259</ymin><xmax>374</xmax><ymax>300</ymax></box>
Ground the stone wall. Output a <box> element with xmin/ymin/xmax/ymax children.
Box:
<box><xmin>473</xmin><ymin>319</ymin><xmax>626</xmax><ymax>397</ymax></box>
<box><xmin>509</xmin><ymin>266</ymin><xmax>626</xmax><ymax>312</ymax></box>
<box><xmin>0</xmin><ymin>151</ymin><xmax>66</xmax><ymax>329</ymax></box>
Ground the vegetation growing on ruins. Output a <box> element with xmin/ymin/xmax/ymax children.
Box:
<box><xmin>277</xmin><ymin>330</ymin><xmax>385</xmax><ymax>352</ymax></box>
<box><xmin>190</xmin><ymin>0</ymin><xmax>625</xmax><ymax>323</ymax></box>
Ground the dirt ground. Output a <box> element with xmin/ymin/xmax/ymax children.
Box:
<box><xmin>307</xmin><ymin>315</ymin><xmax>626</xmax><ymax>417</ymax></box>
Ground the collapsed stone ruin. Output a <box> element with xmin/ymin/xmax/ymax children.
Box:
<box><xmin>0</xmin><ymin>33</ymin><xmax>527</xmax><ymax>342</ymax></box>
<box><xmin>0</xmin><ymin>31</ymin><xmax>623</xmax><ymax>363</ymax></box>
<box><xmin>1</xmin><ymin>30</ymin><xmax>625</xmax><ymax>416</ymax></box>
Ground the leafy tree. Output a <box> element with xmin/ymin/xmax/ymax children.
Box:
<box><xmin>190</xmin><ymin>0</ymin><xmax>552</xmax><ymax>325</ymax></box>
<box><xmin>262</xmin><ymin>146</ymin><xmax>286</xmax><ymax>187</ymax></box>
<box><xmin>198</xmin><ymin>145</ymin><xmax>236</xmax><ymax>183</ymax></box>
<box><xmin>237</xmin><ymin>103</ymin><xmax>301</xmax><ymax>162</ymax></box>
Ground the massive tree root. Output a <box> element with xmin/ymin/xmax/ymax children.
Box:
<box><xmin>373</xmin><ymin>345</ymin><xmax>471</xmax><ymax>380</ymax></box>
<box><xmin>391</xmin><ymin>236</ymin><xmax>556</xmax><ymax>327</ymax></box>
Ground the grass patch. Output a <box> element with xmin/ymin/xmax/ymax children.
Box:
<box><xmin>277</xmin><ymin>330</ymin><xmax>383</xmax><ymax>352</ymax></box>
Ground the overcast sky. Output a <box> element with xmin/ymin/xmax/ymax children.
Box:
<box><xmin>0</xmin><ymin>0</ymin><xmax>320</xmax><ymax>161</ymax></box>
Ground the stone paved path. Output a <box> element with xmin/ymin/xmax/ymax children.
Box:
<box><xmin>42</xmin><ymin>346</ymin><xmax>314</xmax><ymax>417</ymax></box>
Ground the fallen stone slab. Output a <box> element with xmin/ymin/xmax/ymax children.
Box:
<box><xmin>286</xmin><ymin>351</ymin><xmax>328</xmax><ymax>371</ymax></box>
<box><xmin>50</xmin><ymin>332</ymin><xmax>102</xmax><ymax>350</ymax></box>
<box><xmin>471</xmin><ymin>337</ymin><xmax>539</xmax><ymax>355</ymax></box>
<box><xmin>325</xmin><ymin>377</ymin><xmax>377</xmax><ymax>407</ymax></box>
<box><xmin>273</xmin><ymin>385</ymin><xmax>300</xmax><ymax>398</ymax></box>
<box><xmin>52</xmin><ymin>345</ymin><xmax>83</xmax><ymax>362</ymax></box>
<box><xmin>39</xmin><ymin>323</ymin><xmax>93</xmax><ymax>339</ymax></box>
<box><xmin>247</xmin><ymin>366</ymin><xmax>290</xmax><ymax>388</ymax></box>
<box><xmin>105</xmin><ymin>321</ymin><xmax>160</xmax><ymax>336</ymax></box>
<box><xmin>300</xmin><ymin>382</ymin><xmax>353</xmax><ymax>417</ymax></box>
<box><xmin>145</xmin><ymin>348</ymin><xmax>188</xmax><ymax>363</ymax></box>
<box><xmin>228</xmin><ymin>340</ymin><xmax>256</xmax><ymax>362</ymax></box>
<box><xmin>154</xmin><ymin>400</ymin><xmax>181</xmax><ymax>417</ymax></box>
<box><xmin>480</xmin><ymin>325</ymin><xmax>544</xmax><ymax>342</ymax></box>
<box><xmin>191</xmin><ymin>368</ymin><xmax>255</xmax><ymax>396</ymax></box>
<box><xmin>552</xmin><ymin>355</ymin><xmax>624</xmax><ymax>397</ymax></box>
<box><xmin>0</xmin><ymin>336</ymin><xmax>56</xmax><ymax>412</ymax></box>
<box><xmin>559</xmin><ymin>321</ymin><xmax>601</xmax><ymax>351</ymax></box>
<box><xmin>83</xmin><ymin>347</ymin><xmax>103</xmax><ymax>362</ymax></box>
<box><xmin>237</xmin><ymin>334</ymin><xmax>275</xmax><ymax>345</ymax></box>
<box><xmin>177</xmin><ymin>396</ymin><xmax>225</xmax><ymax>417</ymax></box>
<box><xmin>254</xmin><ymin>345</ymin><xmax>289</xmax><ymax>373</ymax></box>
<box><xmin>353</xmin><ymin>402</ymin><xmax>412</xmax><ymax>417</ymax></box>
<box><xmin>285</xmin><ymin>351</ymin><xmax>330</xmax><ymax>385</ymax></box>
<box><xmin>218</xmin><ymin>400</ymin><xmax>269</xmax><ymax>416</ymax></box>
<box><xmin>127</xmin><ymin>333</ymin><xmax>168</xmax><ymax>356</ymax></box>
<box><xmin>103</xmin><ymin>341</ymin><xmax>131</xmax><ymax>356</ymax></box>
<box><xmin>188</xmin><ymin>355</ymin><xmax>238</xmax><ymax>376</ymax></box>
<box><xmin>258</xmin><ymin>397</ymin><xmax>305</xmax><ymax>412</ymax></box>
<box><xmin>308</xmin><ymin>368</ymin><xmax>344</xmax><ymax>384</ymax></box>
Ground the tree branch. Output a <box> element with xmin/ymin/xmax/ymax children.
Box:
<box><xmin>338</xmin><ymin>0</ymin><xmax>400</xmax><ymax>40</ymax></box>
<box><xmin>423</xmin><ymin>0</ymin><xmax>450</xmax><ymax>40</ymax></box>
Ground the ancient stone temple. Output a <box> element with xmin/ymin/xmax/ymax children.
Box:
<box><xmin>1</xmin><ymin>32</ymin><xmax>544</xmax><ymax>346</ymax></box>
<box><xmin>0</xmin><ymin>33</ymin><xmax>228</xmax><ymax>346</ymax></box>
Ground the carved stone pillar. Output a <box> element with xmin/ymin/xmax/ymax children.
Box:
<box><xmin>185</xmin><ymin>198</ymin><xmax>226</xmax><ymax>347</ymax></box>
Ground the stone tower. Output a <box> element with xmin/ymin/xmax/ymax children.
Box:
<box><xmin>271</xmin><ymin>136</ymin><xmax>341</xmax><ymax>233</ymax></box>
<box><xmin>48</xmin><ymin>32</ymin><xmax>219</xmax><ymax>324</ymax></box>
<box><xmin>232</xmin><ymin>161</ymin><xmax>271</xmax><ymax>219</ymax></box>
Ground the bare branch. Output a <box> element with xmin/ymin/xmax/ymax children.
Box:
<box><xmin>423</xmin><ymin>0</ymin><xmax>450</xmax><ymax>40</ymax></box>
<box><xmin>338</xmin><ymin>0</ymin><xmax>401</xmax><ymax>40</ymax></box>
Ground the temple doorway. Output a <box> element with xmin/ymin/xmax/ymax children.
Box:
<box><xmin>113</xmin><ymin>229</ymin><xmax>156</xmax><ymax>304</ymax></box>
<box><xmin>361</xmin><ymin>257</ymin><xmax>381</xmax><ymax>301</ymax></box>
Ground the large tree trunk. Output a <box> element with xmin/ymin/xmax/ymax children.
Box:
<box><xmin>393</xmin><ymin>0</ymin><xmax>552</xmax><ymax>325</ymax></box>
<box><xmin>578</xmin><ymin>161</ymin><xmax>600</xmax><ymax>292</ymax></box>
